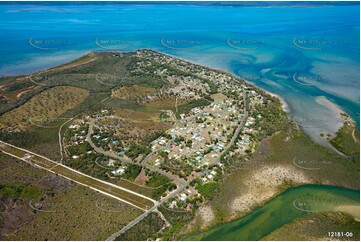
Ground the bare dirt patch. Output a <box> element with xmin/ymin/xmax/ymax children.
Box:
<box><xmin>134</xmin><ymin>169</ymin><xmax>147</xmax><ymax>186</ymax></box>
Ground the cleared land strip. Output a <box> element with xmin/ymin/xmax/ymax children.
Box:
<box><xmin>0</xmin><ymin>140</ymin><xmax>155</xmax><ymax>211</ymax></box>
<box><xmin>106</xmin><ymin>91</ymin><xmax>249</xmax><ymax>241</ymax></box>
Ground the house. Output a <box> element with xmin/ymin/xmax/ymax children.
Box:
<box><xmin>180</xmin><ymin>193</ymin><xmax>187</xmax><ymax>201</ymax></box>
<box><xmin>108</xmin><ymin>159</ymin><xmax>116</xmax><ymax>166</ymax></box>
<box><xmin>69</xmin><ymin>124</ymin><xmax>80</xmax><ymax>129</ymax></box>
<box><xmin>170</xmin><ymin>200</ymin><xmax>177</xmax><ymax>208</ymax></box>
<box><xmin>111</xmin><ymin>167</ymin><xmax>125</xmax><ymax>176</ymax></box>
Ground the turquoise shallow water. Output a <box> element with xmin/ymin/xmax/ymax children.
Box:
<box><xmin>183</xmin><ymin>184</ymin><xmax>360</xmax><ymax>241</ymax></box>
<box><xmin>0</xmin><ymin>2</ymin><xmax>359</xmax><ymax>144</ymax></box>
<box><xmin>0</xmin><ymin>3</ymin><xmax>359</xmax><ymax>240</ymax></box>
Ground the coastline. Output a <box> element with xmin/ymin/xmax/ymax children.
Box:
<box><xmin>1</xmin><ymin>48</ymin><xmax>353</xmax><ymax>157</ymax></box>
<box><xmin>260</xmin><ymin>88</ymin><xmax>290</xmax><ymax>113</ymax></box>
<box><xmin>1</xmin><ymin>48</ymin><xmax>359</xmax><ymax>241</ymax></box>
<box><xmin>150</xmin><ymin>49</ymin><xmax>353</xmax><ymax>155</ymax></box>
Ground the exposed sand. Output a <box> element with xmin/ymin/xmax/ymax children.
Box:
<box><xmin>15</xmin><ymin>85</ymin><xmax>37</xmax><ymax>98</ymax></box>
<box><xmin>307</xmin><ymin>96</ymin><xmax>348</xmax><ymax>155</ymax></box>
<box><xmin>265</xmin><ymin>91</ymin><xmax>290</xmax><ymax>113</ymax></box>
<box><xmin>187</xmin><ymin>204</ymin><xmax>215</xmax><ymax>230</ymax></box>
<box><xmin>315</xmin><ymin>96</ymin><xmax>344</xmax><ymax>130</ymax></box>
<box><xmin>187</xmin><ymin>165</ymin><xmax>311</xmax><ymax>230</ymax></box>
<box><xmin>230</xmin><ymin>165</ymin><xmax>311</xmax><ymax>212</ymax></box>
<box><xmin>334</xmin><ymin>205</ymin><xmax>360</xmax><ymax>221</ymax></box>
<box><xmin>263</xmin><ymin>89</ymin><xmax>348</xmax><ymax>155</ymax></box>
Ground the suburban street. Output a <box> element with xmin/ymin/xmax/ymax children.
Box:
<box><xmin>0</xmin><ymin>89</ymin><xmax>248</xmax><ymax>241</ymax></box>
<box><xmin>106</xmin><ymin>91</ymin><xmax>248</xmax><ymax>241</ymax></box>
<box><xmin>86</xmin><ymin>118</ymin><xmax>187</xmax><ymax>186</ymax></box>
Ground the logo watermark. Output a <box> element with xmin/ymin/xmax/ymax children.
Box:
<box><xmin>227</xmin><ymin>38</ymin><xmax>265</xmax><ymax>50</ymax></box>
<box><xmin>28</xmin><ymin>73</ymin><xmax>82</xmax><ymax>86</ymax></box>
<box><xmin>95</xmin><ymin>37</ymin><xmax>133</xmax><ymax>51</ymax></box>
<box><xmin>27</xmin><ymin>116</ymin><xmax>73</xmax><ymax>129</ymax></box>
<box><xmin>94</xmin><ymin>157</ymin><xmax>119</xmax><ymax>170</ymax></box>
<box><xmin>292</xmin><ymin>157</ymin><xmax>333</xmax><ymax>171</ymax></box>
<box><xmin>160</xmin><ymin>202</ymin><xmax>188</xmax><ymax>213</ymax></box>
<box><xmin>239</xmin><ymin>74</ymin><xmax>261</xmax><ymax>82</ymax></box>
<box><xmin>28</xmin><ymin>74</ymin><xmax>56</xmax><ymax>86</ymax></box>
<box><xmin>291</xmin><ymin>114</ymin><xmax>343</xmax><ymax>128</ymax></box>
<box><xmin>95</xmin><ymin>198</ymin><xmax>126</xmax><ymax>213</ymax></box>
<box><xmin>292</xmin><ymin>194</ymin><xmax>341</xmax><ymax>213</ymax></box>
<box><xmin>160</xmin><ymin>37</ymin><xmax>201</xmax><ymax>50</ymax></box>
<box><xmin>95</xmin><ymin>73</ymin><xmax>119</xmax><ymax>86</ymax></box>
<box><xmin>227</xmin><ymin>199</ymin><xmax>264</xmax><ymax>212</ymax></box>
<box><xmin>29</xmin><ymin>199</ymin><xmax>56</xmax><ymax>213</ymax></box>
<box><xmin>28</xmin><ymin>37</ymin><xmax>69</xmax><ymax>51</ymax></box>
<box><xmin>226</xmin><ymin>156</ymin><xmax>268</xmax><ymax>170</ymax></box>
<box><xmin>292</xmin><ymin>73</ymin><xmax>329</xmax><ymax>87</ymax></box>
<box><xmin>292</xmin><ymin>37</ymin><xmax>335</xmax><ymax>51</ymax></box>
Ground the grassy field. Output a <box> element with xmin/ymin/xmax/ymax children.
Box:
<box><xmin>0</xmin><ymin>86</ymin><xmax>89</xmax><ymax>132</ymax></box>
<box><xmin>262</xmin><ymin>212</ymin><xmax>359</xmax><ymax>241</ymax></box>
<box><xmin>0</xmin><ymin>153</ymin><xmax>142</xmax><ymax>241</ymax></box>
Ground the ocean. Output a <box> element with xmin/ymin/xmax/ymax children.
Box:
<box><xmin>0</xmin><ymin>1</ymin><xmax>359</xmax><ymax>148</ymax></box>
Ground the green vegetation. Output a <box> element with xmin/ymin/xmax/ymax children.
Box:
<box><xmin>176</xmin><ymin>98</ymin><xmax>211</xmax><ymax>117</ymax></box>
<box><xmin>195</xmin><ymin>181</ymin><xmax>219</xmax><ymax>200</ymax></box>
<box><xmin>145</xmin><ymin>171</ymin><xmax>176</xmax><ymax>200</ymax></box>
<box><xmin>330</xmin><ymin>121</ymin><xmax>360</xmax><ymax>163</ymax></box>
<box><xmin>4</xmin><ymin>80</ymin><xmax>34</xmax><ymax>92</ymax></box>
<box><xmin>157</xmin><ymin>201</ymin><xmax>195</xmax><ymax>240</ymax></box>
<box><xmin>1</xmin><ymin>49</ymin><xmax>359</xmax><ymax>241</ymax></box>
<box><xmin>0</xmin><ymin>86</ymin><xmax>89</xmax><ymax>131</ymax></box>
<box><xmin>251</xmin><ymin>95</ymin><xmax>290</xmax><ymax>140</ymax></box>
<box><xmin>112</xmin><ymin>85</ymin><xmax>156</xmax><ymax>101</ymax></box>
<box><xmin>262</xmin><ymin>212</ymin><xmax>360</xmax><ymax>241</ymax></box>
<box><xmin>115</xmin><ymin>212</ymin><xmax>164</xmax><ymax>241</ymax></box>
<box><xmin>122</xmin><ymin>164</ymin><xmax>142</xmax><ymax>181</ymax></box>
<box><xmin>0</xmin><ymin>153</ymin><xmax>142</xmax><ymax>241</ymax></box>
<box><xmin>0</xmin><ymin>184</ymin><xmax>41</xmax><ymax>200</ymax></box>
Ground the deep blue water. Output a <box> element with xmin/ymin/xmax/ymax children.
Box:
<box><xmin>0</xmin><ymin>2</ymin><xmax>359</xmax><ymax>146</ymax></box>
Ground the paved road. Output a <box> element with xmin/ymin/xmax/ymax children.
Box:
<box><xmin>106</xmin><ymin>91</ymin><xmax>248</xmax><ymax>241</ymax></box>
<box><xmin>87</xmin><ymin>120</ymin><xmax>187</xmax><ymax>186</ymax></box>
<box><xmin>0</xmin><ymin>140</ymin><xmax>156</xmax><ymax>211</ymax></box>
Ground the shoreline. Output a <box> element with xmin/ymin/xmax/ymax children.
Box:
<box><xmin>1</xmin><ymin>48</ymin><xmax>353</xmax><ymax>155</ymax></box>
<box><xmin>145</xmin><ymin>49</ymin><xmax>352</xmax><ymax>144</ymax></box>
<box><xmin>260</xmin><ymin>89</ymin><xmax>290</xmax><ymax>113</ymax></box>
<box><xmin>183</xmin><ymin>184</ymin><xmax>360</xmax><ymax>241</ymax></box>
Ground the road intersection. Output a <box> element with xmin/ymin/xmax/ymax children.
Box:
<box><xmin>0</xmin><ymin>90</ymin><xmax>248</xmax><ymax>241</ymax></box>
